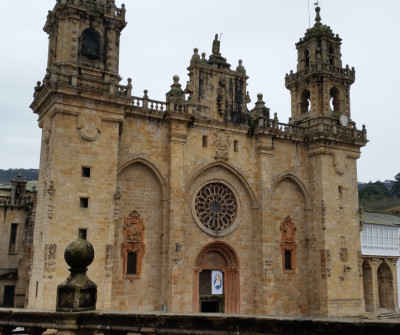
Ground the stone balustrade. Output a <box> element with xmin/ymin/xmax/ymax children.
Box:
<box><xmin>0</xmin><ymin>310</ymin><xmax>399</xmax><ymax>335</ymax></box>
<box><xmin>58</xmin><ymin>0</ymin><xmax>126</xmax><ymax>19</ymax></box>
<box><xmin>285</xmin><ymin>63</ymin><xmax>355</xmax><ymax>85</ymax></box>
<box><xmin>0</xmin><ymin>197</ymin><xmax>32</xmax><ymax>207</ymax></box>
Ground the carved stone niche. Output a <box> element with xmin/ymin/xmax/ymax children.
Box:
<box><xmin>280</xmin><ymin>215</ymin><xmax>297</xmax><ymax>273</ymax></box>
<box><xmin>121</xmin><ymin>210</ymin><xmax>145</xmax><ymax>281</ymax></box>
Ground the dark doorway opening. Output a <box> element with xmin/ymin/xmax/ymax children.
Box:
<box><xmin>201</xmin><ymin>300</ymin><xmax>219</xmax><ymax>313</ymax></box>
<box><xmin>3</xmin><ymin>286</ymin><xmax>15</xmax><ymax>307</ymax></box>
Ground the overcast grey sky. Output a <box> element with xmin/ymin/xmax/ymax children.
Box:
<box><xmin>0</xmin><ymin>0</ymin><xmax>398</xmax><ymax>182</ymax></box>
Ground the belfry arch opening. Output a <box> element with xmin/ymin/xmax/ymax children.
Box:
<box><xmin>329</xmin><ymin>87</ymin><xmax>340</xmax><ymax>113</ymax></box>
<box><xmin>193</xmin><ymin>242</ymin><xmax>239</xmax><ymax>313</ymax></box>
<box><xmin>80</xmin><ymin>28</ymin><xmax>102</xmax><ymax>60</ymax></box>
<box><xmin>300</xmin><ymin>89</ymin><xmax>311</xmax><ymax>114</ymax></box>
<box><xmin>304</xmin><ymin>49</ymin><xmax>310</xmax><ymax>68</ymax></box>
<box><xmin>328</xmin><ymin>46</ymin><xmax>335</xmax><ymax>65</ymax></box>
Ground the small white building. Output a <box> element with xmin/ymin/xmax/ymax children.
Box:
<box><xmin>361</xmin><ymin>211</ymin><xmax>400</xmax><ymax>315</ymax></box>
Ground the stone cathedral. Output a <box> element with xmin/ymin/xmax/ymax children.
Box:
<box><xmin>28</xmin><ymin>0</ymin><xmax>368</xmax><ymax>316</ymax></box>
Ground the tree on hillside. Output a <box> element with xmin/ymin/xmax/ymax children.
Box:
<box><xmin>391</xmin><ymin>173</ymin><xmax>400</xmax><ymax>197</ymax></box>
<box><xmin>359</xmin><ymin>181</ymin><xmax>389</xmax><ymax>202</ymax></box>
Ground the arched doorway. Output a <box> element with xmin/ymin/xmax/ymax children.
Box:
<box><xmin>362</xmin><ymin>260</ymin><xmax>373</xmax><ymax>312</ymax></box>
<box><xmin>378</xmin><ymin>262</ymin><xmax>394</xmax><ymax>309</ymax></box>
<box><xmin>193</xmin><ymin>242</ymin><xmax>239</xmax><ymax>313</ymax></box>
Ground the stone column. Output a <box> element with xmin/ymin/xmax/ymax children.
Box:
<box><xmin>168</xmin><ymin>122</ymin><xmax>188</xmax><ymax>312</ymax></box>
<box><xmin>371</xmin><ymin>258</ymin><xmax>380</xmax><ymax>314</ymax></box>
<box><xmin>257</xmin><ymin>136</ymin><xmax>273</xmax><ymax>314</ymax></box>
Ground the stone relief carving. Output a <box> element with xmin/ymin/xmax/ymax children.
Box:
<box><xmin>333</xmin><ymin>151</ymin><xmax>346</xmax><ymax>175</ymax></box>
<box><xmin>320</xmin><ymin>249</ymin><xmax>331</xmax><ymax>278</ymax></box>
<box><xmin>105</xmin><ymin>244</ymin><xmax>114</xmax><ymax>277</ymax></box>
<box><xmin>113</xmin><ymin>187</ymin><xmax>122</xmax><ymax>219</ymax></box>
<box><xmin>213</xmin><ymin>129</ymin><xmax>230</xmax><ymax>161</ymax></box>
<box><xmin>47</xmin><ymin>181</ymin><xmax>55</xmax><ymax>219</ymax></box>
<box><xmin>340</xmin><ymin>248</ymin><xmax>348</xmax><ymax>262</ymax></box>
<box><xmin>44</xmin><ymin>243</ymin><xmax>57</xmax><ymax>276</ymax></box>
<box><xmin>280</xmin><ymin>215</ymin><xmax>297</xmax><ymax>271</ymax></box>
<box><xmin>121</xmin><ymin>210</ymin><xmax>145</xmax><ymax>280</ymax></box>
<box><xmin>77</xmin><ymin>110</ymin><xmax>101</xmax><ymax>142</ymax></box>
<box><xmin>321</xmin><ymin>200</ymin><xmax>326</xmax><ymax>229</ymax></box>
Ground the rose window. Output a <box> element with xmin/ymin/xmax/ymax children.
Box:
<box><xmin>194</xmin><ymin>183</ymin><xmax>237</xmax><ymax>233</ymax></box>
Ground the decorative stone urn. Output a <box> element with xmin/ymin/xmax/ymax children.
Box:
<box><xmin>56</xmin><ymin>239</ymin><xmax>97</xmax><ymax>311</ymax></box>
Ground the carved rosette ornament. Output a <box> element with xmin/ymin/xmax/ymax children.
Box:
<box><xmin>192</xmin><ymin>182</ymin><xmax>240</xmax><ymax>236</ymax></box>
<box><xmin>121</xmin><ymin>210</ymin><xmax>145</xmax><ymax>280</ymax></box>
<box><xmin>213</xmin><ymin>129</ymin><xmax>230</xmax><ymax>161</ymax></box>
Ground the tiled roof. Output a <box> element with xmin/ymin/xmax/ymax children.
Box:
<box><xmin>363</xmin><ymin>211</ymin><xmax>400</xmax><ymax>226</ymax></box>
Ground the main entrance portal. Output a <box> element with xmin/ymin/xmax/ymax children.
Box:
<box><xmin>193</xmin><ymin>242</ymin><xmax>239</xmax><ymax>313</ymax></box>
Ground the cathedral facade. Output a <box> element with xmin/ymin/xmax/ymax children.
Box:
<box><xmin>28</xmin><ymin>0</ymin><xmax>368</xmax><ymax>316</ymax></box>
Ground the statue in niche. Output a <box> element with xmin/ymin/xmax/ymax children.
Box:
<box><xmin>217</xmin><ymin>76</ymin><xmax>227</xmax><ymax>116</ymax></box>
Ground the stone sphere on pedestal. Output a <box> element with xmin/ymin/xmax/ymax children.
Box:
<box><xmin>64</xmin><ymin>239</ymin><xmax>95</xmax><ymax>270</ymax></box>
<box><xmin>56</xmin><ymin>239</ymin><xmax>97</xmax><ymax>312</ymax></box>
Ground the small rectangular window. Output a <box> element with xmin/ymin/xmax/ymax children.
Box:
<box><xmin>284</xmin><ymin>250</ymin><xmax>292</xmax><ymax>270</ymax></box>
<box><xmin>9</xmin><ymin>223</ymin><xmax>18</xmax><ymax>253</ymax></box>
<box><xmin>82</xmin><ymin>167</ymin><xmax>91</xmax><ymax>178</ymax></box>
<box><xmin>80</xmin><ymin>197</ymin><xmax>89</xmax><ymax>208</ymax></box>
<box><xmin>202</xmin><ymin>135</ymin><xmax>208</xmax><ymax>148</ymax></box>
<box><xmin>338</xmin><ymin>185</ymin><xmax>343</xmax><ymax>194</ymax></box>
<box><xmin>79</xmin><ymin>229</ymin><xmax>87</xmax><ymax>240</ymax></box>
<box><xmin>234</xmin><ymin>140</ymin><xmax>239</xmax><ymax>152</ymax></box>
<box><xmin>126</xmin><ymin>252</ymin><xmax>137</xmax><ymax>275</ymax></box>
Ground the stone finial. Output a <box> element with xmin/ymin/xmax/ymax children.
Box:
<box><xmin>236</xmin><ymin>59</ymin><xmax>246</xmax><ymax>74</ymax></box>
<box><xmin>166</xmin><ymin>75</ymin><xmax>185</xmax><ymax>104</ymax></box>
<box><xmin>315</xmin><ymin>6</ymin><xmax>321</xmax><ymax>24</ymax></box>
<box><xmin>56</xmin><ymin>239</ymin><xmax>97</xmax><ymax>312</ymax></box>
<box><xmin>201</xmin><ymin>52</ymin><xmax>207</xmax><ymax>63</ymax></box>
<box><xmin>190</xmin><ymin>48</ymin><xmax>201</xmax><ymax>65</ymax></box>
<box><xmin>253</xmin><ymin>94</ymin><xmax>270</xmax><ymax>118</ymax></box>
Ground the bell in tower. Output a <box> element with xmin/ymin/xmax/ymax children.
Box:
<box><xmin>285</xmin><ymin>6</ymin><xmax>355</xmax><ymax>124</ymax></box>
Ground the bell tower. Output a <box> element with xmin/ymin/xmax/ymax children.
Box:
<box><xmin>29</xmin><ymin>0</ymin><xmax>131</xmax><ymax>310</ymax></box>
<box><xmin>44</xmin><ymin>0</ymin><xmax>126</xmax><ymax>78</ymax></box>
<box><xmin>285</xmin><ymin>6</ymin><xmax>355</xmax><ymax>123</ymax></box>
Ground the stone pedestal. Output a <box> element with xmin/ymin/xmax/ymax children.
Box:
<box><xmin>56</xmin><ymin>239</ymin><xmax>97</xmax><ymax>312</ymax></box>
